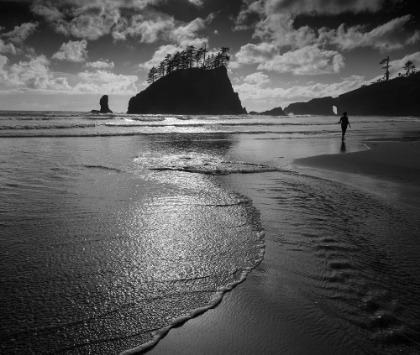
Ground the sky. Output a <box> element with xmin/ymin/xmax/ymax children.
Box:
<box><xmin>0</xmin><ymin>0</ymin><xmax>419</xmax><ymax>112</ymax></box>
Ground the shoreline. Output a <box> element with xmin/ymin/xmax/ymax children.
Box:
<box><xmin>142</xmin><ymin>137</ymin><xmax>420</xmax><ymax>355</ymax></box>
<box><xmin>293</xmin><ymin>140</ymin><xmax>420</xmax><ymax>209</ymax></box>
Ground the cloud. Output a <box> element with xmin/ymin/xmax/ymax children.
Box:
<box><xmin>262</xmin><ymin>0</ymin><xmax>394</xmax><ymax>16</ymax></box>
<box><xmin>113</xmin><ymin>11</ymin><xmax>212</xmax><ymax>47</ymax></box>
<box><xmin>188</xmin><ymin>0</ymin><xmax>203</xmax><ymax>6</ymax></box>
<box><xmin>243</xmin><ymin>72</ymin><xmax>271</xmax><ymax>85</ymax></box>
<box><xmin>113</xmin><ymin>12</ymin><xmax>175</xmax><ymax>42</ymax></box>
<box><xmin>235</xmin><ymin>0</ymin><xmax>401</xmax><ymax>30</ymax></box>
<box><xmin>234</xmin><ymin>74</ymin><xmax>366</xmax><ymax>107</ymax></box>
<box><xmin>30</xmin><ymin>0</ymin><xmax>210</xmax><ymax>44</ymax></box>
<box><xmin>31</xmin><ymin>0</ymin><xmax>152</xmax><ymax>40</ymax></box>
<box><xmin>85</xmin><ymin>59</ymin><xmax>115</xmax><ymax>69</ymax></box>
<box><xmin>260</xmin><ymin>46</ymin><xmax>344</xmax><ymax>75</ymax></box>
<box><xmin>236</xmin><ymin>44</ymin><xmax>344</xmax><ymax>75</ymax></box>
<box><xmin>320</xmin><ymin>15</ymin><xmax>420</xmax><ymax>52</ymax></box>
<box><xmin>234</xmin><ymin>0</ymin><xmax>415</xmax><ymax>52</ymax></box>
<box><xmin>0</xmin><ymin>22</ymin><xmax>38</xmax><ymax>44</ymax></box>
<box><xmin>0</xmin><ymin>55</ymin><xmax>8</xmax><ymax>81</ymax></box>
<box><xmin>0</xmin><ymin>39</ymin><xmax>18</xmax><ymax>55</ymax></box>
<box><xmin>0</xmin><ymin>54</ymin><xmax>71</xmax><ymax>90</ymax></box>
<box><xmin>52</xmin><ymin>39</ymin><xmax>88</xmax><ymax>62</ymax></box>
<box><xmin>74</xmin><ymin>70</ymin><xmax>138</xmax><ymax>95</ymax></box>
<box><xmin>138</xmin><ymin>44</ymin><xmax>183</xmax><ymax>70</ymax></box>
<box><xmin>235</xmin><ymin>42</ymin><xmax>277</xmax><ymax>64</ymax></box>
<box><xmin>0</xmin><ymin>22</ymin><xmax>38</xmax><ymax>55</ymax></box>
<box><xmin>388</xmin><ymin>51</ymin><xmax>420</xmax><ymax>77</ymax></box>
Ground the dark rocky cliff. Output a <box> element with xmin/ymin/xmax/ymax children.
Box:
<box><xmin>284</xmin><ymin>97</ymin><xmax>336</xmax><ymax>116</ymax></box>
<box><xmin>283</xmin><ymin>72</ymin><xmax>420</xmax><ymax>116</ymax></box>
<box><xmin>249</xmin><ymin>106</ymin><xmax>286</xmax><ymax>116</ymax></box>
<box><xmin>336</xmin><ymin>72</ymin><xmax>420</xmax><ymax>116</ymax></box>
<box><xmin>127</xmin><ymin>66</ymin><xmax>246</xmax><ymax>115</ymax></box>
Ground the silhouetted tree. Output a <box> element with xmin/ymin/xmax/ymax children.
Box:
<box><xmin>206</xmin><ymin>54</ymin><xmax>215</xmax><ymax>69</ymax></box>
<box><xmin>180</xmin><ymin>51</ymin><xmax>189</xmax><ymax>70</ymax></box>
<box><xmin>403</xmin><ymin>60</ymin><xmax>416</xmax><ymax>76</ymax></box>
<box><xmin>202</xmin><ymin>44</ymin><xmax>208</xmax><ymax>68</ymax></box>
<box><xmin>220</xmin><ymin>47</ymin><xmax>230</xmax><ymax>67</ymax></box>
<box><xmin>164</xmin><ymin>54</ymin><xmax>173</xmax><ymax>74</ymax></box>
<box><xmin>379</xmin><ymin>56</ymin><xmax>390</xmax><ymax>81</ymax></box>
<box><xmin>157</xmin><ymin>61</ymin><xmax>165</xmax><ymax>78</ymax></box>
<box><xmin>146</xmin><ymin>44</ymin><xmax>232</xmax><ymax>85</ymax></box>
<box><xmin>194</xmin><ymin>47</ymin><xmax>204</xmax><ymax>67</ymax></box>
<box><xmin>213</xmin><ymin>52</ymin><xmax>223</xmax><ymax>68</ymax></box>
<box><xmin>172</xmin><ymin>52</ymin><xmax>181</xmax><ymax>71</ymax></box>
<box><xmin>185</xmin><ymin>45</ymin><xmax>196</xmax><ymax>69</ymax></box>
<box><xmin>147</xmin><ymin>66</ymin><xmax>158</xmax><ymax>83</ymax></box>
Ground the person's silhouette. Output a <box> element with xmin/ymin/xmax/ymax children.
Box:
<box><xmin>338</xmin><ymin>112</ymin><xmax>351</xmax><ymax>140</ymax></box>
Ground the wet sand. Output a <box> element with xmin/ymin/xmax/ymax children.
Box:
<box><xmin>294</xmin><ymin>140</ymin><xmax>420</xmax><ymax>208</ymax></box>
<box><xmin>143</xmin><ymin>138</ymin><xmax>420</xmax><ymax>355</ymax></box>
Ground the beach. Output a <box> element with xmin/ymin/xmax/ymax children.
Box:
<box><xmin>144</xmin><ymin>139</ymin><xmax>420</xmax><ymax>355</ymax></box>
<box><xmin>1</xmin><ymin>112</ymin><xmax>420</xmax><ymax>355</ymax></box>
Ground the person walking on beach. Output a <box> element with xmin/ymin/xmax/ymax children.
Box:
<box><xmin>338</xmin><ymin>112</ymin><xmax>351</xmax><ymax>140</ymax></box>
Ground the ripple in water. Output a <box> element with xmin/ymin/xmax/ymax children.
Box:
<box><xmin>250</xmin><ymin>172</ymin><xmax>420</xmax><ymax>354</ymax></box>
<box><xmin>0</xmin><ymin>152</ymin><xmax>265</xmax><ymax>354</ymax></box>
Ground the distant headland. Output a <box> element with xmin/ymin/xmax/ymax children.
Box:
<box><xmin>280</xmin><ymin>72</ymin><xmax>420</xmax><ymax>116</ymax></box>
<box><xmin>127</xmin><ymin>46</ymin><xmax>246</xmax><ymax>115</ymax></box>
<box><xmin>259</xmin><ymin>59</ymin><xmax>420</xmax><ymax>117</ymax></box>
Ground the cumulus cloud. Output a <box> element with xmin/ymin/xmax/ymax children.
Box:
<box><xmin>1</xmin><ymin>22</ymin><xmax>38</xmax><ymax>44</ymax></box>
<box><xmin>169</xmin><ymin>17</ymin><xmax>209</xmax><ymax>46</ymax></box>
<box><xmin>234</xmin><ymin>0</ymin><xmax>417</xmax><ymax>55</ymax></box>
<box><xmin>31</xmin><ymin>0</ymin><xmax>157</xmax><ymax>40</ymax></box>
<box><xmin>0</xmin><ymin>55</ymin><xmax>8</xmax><ymax>81</ymax></box>
<box><xmin>260</xmin><ymin>46</ymin><xmax>344</xmax><ymax>75</ymax></box>
<box><xmin>320</xmin><ymin>15</ymin><xmax>420</xmax><ymax>52</ymax></box>
<box><xmin>74</xmin><ymin>70</ymin><xmax>138</xmax><ymax>95</ymax></box>
<box><xmin>113</xmin><ymin>11</ymin><xmax>212</xmax><ymax>47</ymax></box>
<box><xmin>234</xmin><ymin>74</ymin><xmax>366</xmax><ymax>107</ymax></box>
<box><xmin>235</xmin><ymin>43</ymin><xmax>278</xmax><ymax>64</ymax></box>
<box><xmin>231</xmin><ymin>0</ymin><xmax>418</xmax><ymax>77</ymax></box>
<box><xmin>52</xmin><ymin>39</ymin><xmax>88</xmax><ymax>62</ymax></box>
<box><xmin>1</xmin><ymin>50</ymin><xmax>138</xmax><ymax>95</ymax></box>
<box><xmin>262</xmin><ymin>0</ymin><xmax>393</xmax><ymax>16</ymax></box>
<box><xmin>0</xmin><ymin>54</ymin><xmax>71</xmax><ymax>90</ymax></box>
<box><xmin>138</xmin><ymin>44</ymin><xmax>184</xmax><ymax>70</ymax></box>
<box><xmin>243</xmin><ymin>72</ymin><xmax>271</xmax><ymax>85</ymax></box>
<box><xmin>236</xmin><ymin>44</ymin><xmax>344</xmax><ymax>75</ymax></box>
<box><xmin>113</xmin><ymin>12</ymin><xmax>175</xmax><ymax>42</ymax></box>
<box><xmin>30</xmin><ymin>0</ymin><xmax>211</xmax><ymax>44</ymax></box>
<box><xmin>188</xmin><ymin>0</ymin><xmax>203</xmax><ymax>6</ymax></box>
<box><xmin>0</xmin><ymin>22</ymin><xmax>38</xmax><ymax>55</ymax></box>
<box><xmin>85</xmin><ymin>59</ymin><xmax>115</xmax><ymax>69</ymax></box>
<box><xmin>235</xmin><ymin>0</ymin><xmax>401</xmax><ymax>30</ymax></box>
<box><xmin>0</xmin><ymin>39</ymin><xmax>18</xmax><ymax>55</ymax></box>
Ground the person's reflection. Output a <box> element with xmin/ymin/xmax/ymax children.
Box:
<box><xmin>340</xmin><ymin>141</ymin><xmax>346</xmax><ymax>153</ymax></box>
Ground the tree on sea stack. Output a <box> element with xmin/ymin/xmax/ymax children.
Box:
<box><xmin>145</xmin><ymin>45</ymin><xmax>232</xmax><ymax>87</ymax></box>
<box><xmin>220</xmin><ymin>47</ymin><xmax>230</xmax><ymax>67</ymax></box>
<box><xmin>147</xmin><ymin>66</ymin><xmax>158</xmax><ymax>83</ymax></box>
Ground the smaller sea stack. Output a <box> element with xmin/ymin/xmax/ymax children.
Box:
<box><xmin>91</xmin><ymin>95</ymin><xmax>113</xmax><ymax>113</ymax></box>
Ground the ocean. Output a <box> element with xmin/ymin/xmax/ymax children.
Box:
<box><xmin>1</xmin><ymin>111</ymin><xmax>420</xmax><ymax>354</ymax></box>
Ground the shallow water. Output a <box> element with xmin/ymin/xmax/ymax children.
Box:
<box><xmin>1</xmin><ymin>111</ymin><xmax>420</xmax><ymax>354</ymax></box>
<box><xmin>222</xmin><ymin>171</ymin><xmax>420</xmax><ymax>355</ymax></box>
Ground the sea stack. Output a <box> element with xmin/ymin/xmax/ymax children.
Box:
<box><xmin>127</xmin><ymin>66</ymin><xmax>247</xmax><ymax>115</ymax></box>
<box><xmin>91</xmin><ymin>95</ymin><xmax>113</xmax><ymax>113</ymax></box>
